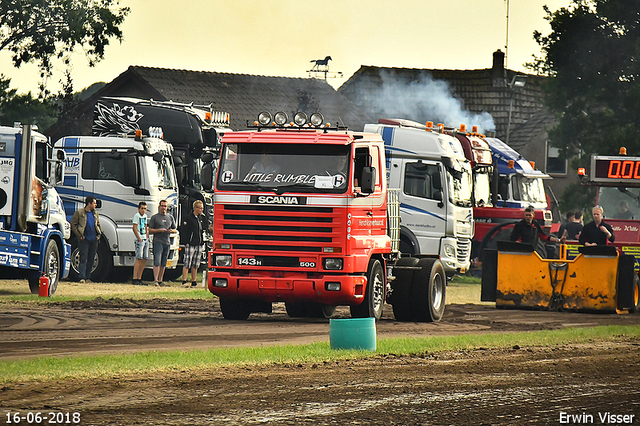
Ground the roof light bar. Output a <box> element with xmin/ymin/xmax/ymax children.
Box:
<box><xmin>310</xmin><ymin>113</ymin><xmax>324</xmax><ymax>127</ymax></box>
<box><xmin>258</xmin><ymin>111</ymin><xmax>272</xmax><ymax>126</ymax></box>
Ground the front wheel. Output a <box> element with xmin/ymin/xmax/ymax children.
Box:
<box><xmin>410</xmin><ymin>258</ymin><xmax>446</xmax><ymax>322</ymax></box>
<box><xmin>350</xmin><ymin>258</ymin><xmax>385</xmax><ymax>320</ymax></box>
<box><xmin>219</xmin><ymin>297</ymin><xmax>251</xmax><ymax>320</ymax></box>
<box><xmin>28</xmin><ymin>240</ymin><xmax>61</xmax><ymax>296</ymax></box>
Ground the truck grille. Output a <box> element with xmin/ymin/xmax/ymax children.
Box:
<box><xmin>220</xmin><ymin>204</ymin><xmax>339</xmax><ymax>253</ymax></box>
<box><xmin>457</xmin><ymin>237</ymin><xmax>471</xmax><ymax>265</ymax></box>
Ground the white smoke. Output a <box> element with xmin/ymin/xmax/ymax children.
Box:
<box><xmin>372</xmin><ymin>70</ymin><xmax>496</xmax><ymax>133</ymax></box>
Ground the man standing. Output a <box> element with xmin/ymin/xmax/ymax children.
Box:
<box><xmin>132</xmin><ymin>201</ymin><xmax>149</xmax><ymax>285</ymax></box>
<box><xmin>510</xmin><ymin>205</ymin><xmax>564</xmax><ymax>257</ymax></box>
<box><xmin>148</xmin><ymin>199</ymin><xmax>177</xmax><ymax>286</ymax></box>
<box><xmin>562</xmin><ymin>210</ymin><xmax>584</xmax><ymax>240</ymax></box>
<box><xmin>70</xmin><ymin>195</ymin><xmax>102</xmax><ymax>283</ymax></box>
<box><xmin>181</xmin><ymin>200</ymin><xmax>210</xmax><ymax>288</ymax></box>
<box><xmin>579</xmin><ymin>205</ymin><xmax>615</xmax><ymax>246</ymax></box>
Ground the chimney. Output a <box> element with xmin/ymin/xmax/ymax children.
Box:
<box><xmin>492</xmin><ymin>49</ymin><xmax>507</xmax><ymax>88</ymax></box>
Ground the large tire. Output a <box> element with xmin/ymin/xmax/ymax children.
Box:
<box><xmin>391</xmin><ymin>257</ymin><xmax>420</xmax><ymax>321</ymax></box>
<box><xmin>68</xmin><ymin>238</ymin><xmax>112</xmax><ymax>282</ymax></box>
<box><xmin>350</xmin><ymin>258</ymin><xmax>385</xmax><ymax>320</ymax></box>
<box><xmin>162</xmin><ymin>267</ymin><xmax>184</xmax><ymax>282</ymax></box>
<box><xmin>219</xmin><ymin>297</ymin><xmax>251</xmax><ymax>320</ymax></box>
<box><xmin>410</xmin><ymin>258</ymin><xmax>446</xmax><ymax>322</ymax></box>
<box><xmin>92</xmin><ymin>239</ymin><xmax>113</xmax><ymax>283</ymax></box>
<box><xmin>632</xmin><ymin>273</ymin><xmax>640</xmax><ymax>314</ymax></box>
<box><xmin>28</xmin><ymin>240</ymin><xmax>61</xmax><ymax>296</ymax></box>
<box><xmin>285</xmin><ymin>302</ymin><xmax>307</xmax><ymax>318</ymax></box>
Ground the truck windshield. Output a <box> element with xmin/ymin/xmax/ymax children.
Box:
<box><xmin>448</xmin><ymin>165</ymin><xmax>473</xmax><ymax>207</ymax></box>
<box><xmin>512</xmin><ymin>175</ymin><xmax>546</xmax><ymax>203</ymax></box>
<box><xmin>474</xmin><ymin>171</ymin><xmax>492</xmax><ymax>207</ymax></box>
<box><xmin>598</xmin><ymin>187</ymin><xmax>640</xmax><ymax>220</ymax></box>
<box><xmin>146</xmin><ymin>156</ymin><xmax>177</xmax><ymax>189</ymax></box>
<box><xmin>217</xmin><ymin>143</ymin><xmax>350</xmax><ymax>193</ymax></box>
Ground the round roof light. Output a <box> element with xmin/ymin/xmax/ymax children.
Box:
<box><xmin>274</xmin><ymin>111</ymin><xmax>288</xmax><ymax>126</ymax></box>
<box><xmin>310</xmin><ymin>113</ymin><xmax>324</xmax><ymax>127</ymax></box>
<box><xmin>258</xmin><ymin>111</ymin><xmax>272</xmax><ymax>126</ymax></box>
<box><xmin>294</xmin><ymin>112</ymin><xmax>308</xmax><ymax>126</ymax></box>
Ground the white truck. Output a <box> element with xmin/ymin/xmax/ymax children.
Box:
<box><xmin>0</xmin><ymin>125</ymin><xmax>70</xmax><ymax>294</ymax></box>
<box><xmin>364</xmin><ymin>119</ymin><xmax>474</xmax><ymax>276</ymax></box>
<box><xmin>54</xmin><ymin>130</ymin><xmax>180</xmax><ymax>281</ymax></box>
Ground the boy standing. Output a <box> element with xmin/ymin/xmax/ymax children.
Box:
<box><xmin>132</xmin><ymin>202</ymin><xmax>149</xmax><ymax>285</ymax></box>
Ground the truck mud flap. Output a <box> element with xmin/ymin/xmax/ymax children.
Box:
<box><xmin>617</xmin><ymin>254</ymin><xmax>636</xmax><ymax>310</ymax></box>
<box><xmin>481</xmin><ymin>249</ymin><xmax>498</xmax><ymax>302</ymax></box>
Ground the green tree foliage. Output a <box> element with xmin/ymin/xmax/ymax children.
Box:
<box><xmin>0</xmin><ymin>75</ymin><xmax>57</xmax><ymax>128</ymax></box>
<box><xmin>0</xmin><ymin>0</ymin><xmax>130</xmax><ymax>77</ymax></box>
<box><xmin>529</xmin><ymin>0</ymin><xmax>640</xmax><ymax>212</ymax></box>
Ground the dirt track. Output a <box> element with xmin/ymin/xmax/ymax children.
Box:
<box><xmin>2</xmin><ymin>299</ymin><xmax>640</xmax><ymax>425</ymax></box>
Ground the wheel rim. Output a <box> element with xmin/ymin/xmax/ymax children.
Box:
<box><xmin>47</xmin><ymin>246</ymin><xmax>59</xmax><ymax>292</ymax></box>
<box><xmin>372</xmin><ymin>267</ymin><xmax>384</xmax><ymax>314</ymax></box>
<box><xmin>431</xmin><ymin>272</ymin><xmax>444</xmax><ymax>311</ymax></box>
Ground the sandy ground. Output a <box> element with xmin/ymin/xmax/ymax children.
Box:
<box><xmin>2</xmin><ymin>297</ymin><xmax>640</xmax><ymax>425</ymax></box>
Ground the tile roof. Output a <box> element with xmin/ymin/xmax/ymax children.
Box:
<box><xmin>46</xmin><ymin>66</ymin><xmax>372</xmax><ymax>141</ymax></box>
<box><xmin>338</xmin><ymin>63</ymin><xmax>547</xmax><ymax>140</ymax></box>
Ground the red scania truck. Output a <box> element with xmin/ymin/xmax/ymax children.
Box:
<box><xmin>203</xmin><ymin>111</ymin><xmax>447</xmax><ymax>322</ymax></box>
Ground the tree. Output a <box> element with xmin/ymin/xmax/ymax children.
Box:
<box><xmin>529</xmin><ymin>0</ymin><xmax>640</xmax><ymax>212</ymax></box>
<box><xmin>0</xmin><ymin>0</ymin><xmax>130</xmax><ymax>80</ymax></box>
<box><xmin>0</xmin><ymin>75</ymin><xmax>58</xmax><ymax>128</ymax></box>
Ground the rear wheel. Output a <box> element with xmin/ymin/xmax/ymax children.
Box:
<box><xmin>410</xmin><ymin>258</ymin><xmax>446</xmax><ymax>322</ymax></box>
<box><xmin>219</xmin><ymin>297</ymin><xmax>251</xmax><ymax>320</ymax></box>
<box><xmin>391</xmin><ymin>257</ymin><xmax>420</xmax><ymax>321</ymax></box>
<box><xmin>350</xmin><ymin>258</ymin><xmax>385</xmax><ymax>320</ymax></box>
<box><xmin>285</xmin><ymin>302</ymin><xmax>307</xmax><ymax>318</ymax></box>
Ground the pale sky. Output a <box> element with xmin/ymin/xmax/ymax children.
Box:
<box><xmin>1</xmin><ymin>0</ymin><xmax>573</xmax><ymax>95</ymax></box>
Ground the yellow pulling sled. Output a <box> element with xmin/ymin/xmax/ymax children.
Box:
<box><xmin>482</xmin><ymin>241</ymin><xmax>640</xmax><ymax>313</ymax></box>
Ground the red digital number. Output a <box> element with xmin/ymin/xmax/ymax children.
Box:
<box><xmin>607</xmin><ymin>160</ymin><xmax>640</xmax><ymax>179</ymax></box>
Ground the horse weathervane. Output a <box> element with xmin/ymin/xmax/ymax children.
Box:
<box><xmin>307</xmin><ymin>56</ymin><xmax>343</xmax><ymax>81</ymax></box>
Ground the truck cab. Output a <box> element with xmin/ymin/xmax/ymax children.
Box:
<box><xmin>0</xmin><ymin>125</ymin><xmax>70</xmax><ymax>294</ymax></box>
<box><xmin>54</xmin><ymin>131</ymin><xmax>180</xmax><ymax>281</ymax></box>
<box><xmin>364</xmin><ymin>119</ymin><xmax>474</xmax><ymax>275</ymax></box>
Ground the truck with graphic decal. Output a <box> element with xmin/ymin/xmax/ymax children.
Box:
<box><xmin>54</xmin><ymin>129</ymin><xmax>180</xmax><ymax>282</ymax></box>
<box><xmin>205</xmin><ymin>112</ymin><xmax>447</xmax><ymax>322</ymax></box>
<box><xmin>91</xmin><ymin>97</ymin><xmax>230</xmax><ymax>268</ymax></box>
<box><xmin>363</xmin><ymin>119</ymin><xmax>474</xmax><ymax>276</ymax></box>
<box><xmin>0</xmin><ymin>125</ymin><xmax>70</xmax><ymax>295</ymax></box>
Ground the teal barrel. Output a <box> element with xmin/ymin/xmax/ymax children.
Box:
<box><xmin>329</xmin><ymin>318</ymin><xmax>377</xmax><ymax>351</ymax></box>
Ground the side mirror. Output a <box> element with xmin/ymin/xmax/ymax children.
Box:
<box><xmin>201</xmin><ymin>151</ymin><xmax>215</xmax><ymax>163</ymax></box>
<box><xmin>434</xmin><ymin>190</ymin><xmax>444</xmax><ymax>208</ymax></box>
<box><xmin>201</xmin><ymin>162</ymin><xmax>214</xmax><ymax>191</ymax></box>
<box><xmin>52</xmin><ymin>162</ymin><xmax>64</xmax><ymax>185</ymax></box>
<box><xmin>432</xmin><ymin>172</ymin><xmax>442</xmax><ymax>190</ymax></box>
<box><xmin>203</xmin><ymin>128</ymin><xmax>218</xmax><ymax>147</ymax></box>
<box><xmin>360</xmin><ymin>166</ymin><xmax>376</xmax><ymax>194</ymax></box>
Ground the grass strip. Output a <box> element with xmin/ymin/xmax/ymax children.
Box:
<box><xmin>2</xmin><ymin>324</ymin><xmax>638</xmax><ymax>384</ymax></box>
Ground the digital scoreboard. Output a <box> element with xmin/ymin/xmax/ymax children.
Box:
<box><xmin>591</xmin><ymin>155</ymin><xmax>640</xmax><ymax>184</ymax></box>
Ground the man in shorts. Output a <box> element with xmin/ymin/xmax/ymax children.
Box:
<box><xmin>181</xmin><ymin>200</ymin><xmax>210</xmax><ymax>288</ymax></box>
<box><xmin>148</xmin><ymin>199</ymin><xmax>177</xmax><ymax>286</ymax></box>
<box><xmin>132</xmin><ymin>201</ymin><xmax>149</xmax><ymax>285</ymax></box>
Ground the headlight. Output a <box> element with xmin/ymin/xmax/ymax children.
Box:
<box><xmin>258</xmin><ymin>111</ymin><xmax>272</xmax><ymax>125</ymax></box>
<box><xmin>214</xmin><ymin>279</ymin><xmax>228</xmax><ymax>288</ymax></box>
<box><xmin>310</xmin><ymin>113</ymin><xmax>324</xmax><ymax>127</ymax></box>
<box><xmin>323</xmin><ymin>258</ymin><xmax>343</xmax><ymax>270</ymax></box>
<box><xmin>444</xmin><ymin>244</ymin><xmax>456</xmax><ymax>258</ymax></box>
<box><xmin>215</xmin><ymin>255</ymin><xmax>232</xmax><ymax>267</ymax></box>
<box><xmin>274</xmin><ymin>111</ymin><xmax>288</xmax><ymax>126</ymax></box>
<box><xmin>325</xmin><ymin>282</ymin><xmax>341</xmax><ymax>291</ymax></box>
<box><xmin>294</xmin><ymin>112</ymin><xmax>308</xmax><ymax>126</ymax></box>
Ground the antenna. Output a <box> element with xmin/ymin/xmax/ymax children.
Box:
<box><xmin>307</xmin><ymin>56</ymin><xmax>343</xmax><ymax>81</ymax></box>
<box><xmin>504</xmin><ymin>0</ymin><xmax>510</xmax><ymax>68</ymax></box>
